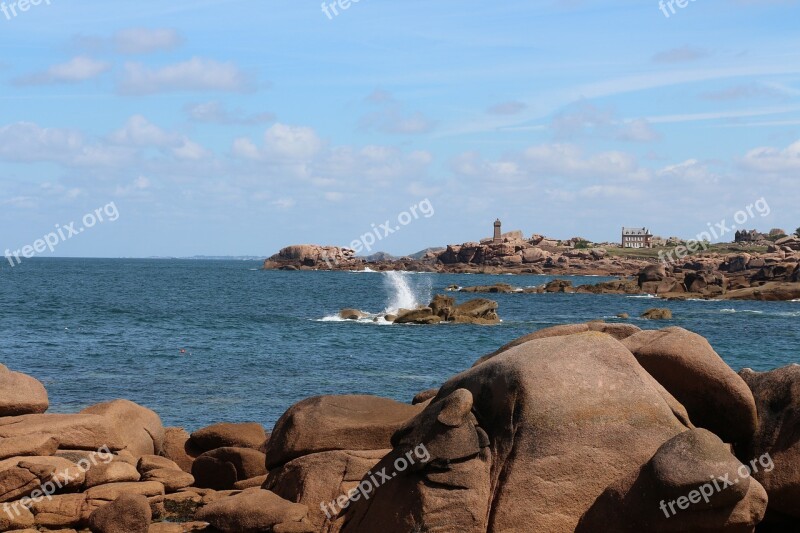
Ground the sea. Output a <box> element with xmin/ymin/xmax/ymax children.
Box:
<box><xmin>1</xmin><ymin>258</ymin><xmax>798</xmax><ymax>431</ymax></box>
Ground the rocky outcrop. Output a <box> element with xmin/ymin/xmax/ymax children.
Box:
<box><xmin>263</xmin><ymin>245</ymin><xmax>357</xmax><ymax>270</ymax></box>
<box><xmin>80</xmin><ymin>400</ymin><xmax>165</xmax><ymax>457</ymax></box>
<box><xmin>188</xmin><ymin>422</ymin><xmax>268</xmax><ymax>454</ymax></box>
<box><xmin>192</xmin><ymin>447</ymin><xmax>267</xmax><ymax>490</ymax></box>
<box><xmin>265</xmin><ymin>395</ymin><xmax>424</xmax><ymax>469</ymax></box>
<box><xmin>87</xmin><ymin>493</ymin><xmax>151</xmax><ymax>533</ymax></box>
<box><xmin>3</xmin><ymin>325</ymin><xmax>800</xmax><ymax>531</ymax></box>
<box><xmin>577</xmin><ymin>429</ymin><xmax>767</xmax><ymax>532</ymax></box>
<box><xmin>393</xmin><ymin>295</ymin><xmax>501</xmax><ymax>325</ymax></box>
<box><xmin>739</xmin><ymin>366</ymin><xmax>800</xmax><ymax>524</ymax></box>
<box><xmin>339</xmin><ymin>333</ymin><xmax>692</xmax><ymax>532</ymax></box>
<box><xmin>0</xmin><ymin>365</ymin><xmax>48</xmax><ymax>417</ymax></box>
<box><xmin>196</xmin><ymin>488</ymin><xmax>311</xmax><ymax>533</ymax></box>
<box><xmin>622</xmin><ymin>328</ymin><xmax>757</xmax><ymax>444</ymax></box>
<box><xmin>641</xmin><ymin>308</ymin><xmax>672</xmax><ymax>320</ymax></box>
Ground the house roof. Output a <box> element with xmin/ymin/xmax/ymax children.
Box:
<box><xmin>622</xmin><ymin>227</ymin><xmax>651</xmax><ymax>235</ymax></box>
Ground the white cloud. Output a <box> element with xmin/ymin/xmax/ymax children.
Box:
<box><xmin>263</xmin><ymin>123</ymin><xmax>323</xmax><ymax>160</ymax></box>
<box><xmin>658</xmin><ymin>159</ymin><xmax>720</xmax><ymax>184</ymax></box>
<box><xmin>13</xmin><ymin>57</ymin><xmax>111</xmax><ymax>85</ymax></box>
<box><xmin>552</xmin><ymin>102</ymin><xmax>659</xmax><ymax>142</ymax></box>
<box><xmin>740</xmin><ymin>139</ymin><xmax>800</xmax><ymax>172</ymax></box>
<box><xmin>118</xmin><ymin>57</ymin><xmax>251</xmax><ymax>94</ymax></box>
<box><xmin>115</xmin><ymin>28</ymin><xmax>182</xmax><ymax>54</ymax></box>
<box><xmin>110</xmin><ymin>115</ymin><xmax>180</xmax><ymax>147</ymax></box>
<box><xmin>0</xmin><ymin>122</ymin><xmax>84</xmax><ymax>163</ymax></box>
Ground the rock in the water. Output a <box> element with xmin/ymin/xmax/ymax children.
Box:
<box><xmin>722</xmin><ymin>282</ymin><xmax>800</xmax><ymax>301</ymax></box>
<box><xmin>80</xmin><ymin>400</ymin><xmax>164</xmax><ymax>457</ymax></box>
<box><xmin>641</xmin><ymin>308</ymin><xmax>672</xmax><ymax>320</ymax></box>
<box><xmin>0</xmin><ymin>365</ymin><xmax>49</xmax><ymax>417</ymax></box>
<box><xmin>189</xmin><ymin>422</ymin><xmax>268</xmax><ymax>453</ymax></box>
<box><xmin>195</xmin><ymin>488</ymin><xmax>309</xmax><ymax>533</ymax></box>
<box><xmin>266</xmin><ymin>395</ymin><xmax>423</xmax><ymax>469</ymax></box>
<box><xmin>88</xmin><ymin>493</ymin><xmax>151</xmax><ymax>533</ymax></box>
<box><xmin>338</xmin><ymin>309</ymin><xmax>368</xmax><ymax>320</ymax></box>
<box><xmin>622</xmin><ymin>327</ymin><xmax>758</xmax><ymax>445</ymax></box>
<box><xmin>393</xmin><ymin>308</ymin><xmax>442</xmax><ymax>325</ymax></box>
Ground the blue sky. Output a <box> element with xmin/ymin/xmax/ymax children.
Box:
<box><xmin>1</xmin><ymin>0</ymin><xmax>799</xmax><ymax>257</ymax></box>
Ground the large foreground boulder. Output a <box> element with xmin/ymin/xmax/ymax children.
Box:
<box><xmin>474</xmin><ymin>322</ymin><xmax>641</xmax><ymax>366</ymax></box>
<box><xmin>340</xmin><ymin>332</ymin><xmax>693</xmax><ymax>532</ymax></box>
<box><xmin>622</xmin><ymin>327</ymin><xmax>758</xmax><ymax>445</ymax></box>
<box><xmin>80</xmin><ymin>400</ymin><xmax>165</xmax><ymax>457</ymax></box>
<box><xmin>577</xmin><ymin>428</ymin><xmax>768</xmax><ymax>532</ymax></box>
<box><xmin>189</xmin><ymin>422</ymin><xmax>268</xmax><ymax>454</ymax></box>
<box><xmin>0</xmin><ymin>365</ymin><xmax>49</xmax><ymax>416</ymax></box>
<box><xmin>739</xmin><ymin>365</ymin><xmax>800</xmax><ymax>522</ymax></box>
<box><xmin>266</xmin><ymin>395</ymin><xmax>423</xmax><ymax>469</ymax></box>
<box><xmin>0</xmin><ymin>414</ymin><xmax>124</xmax><ymax>451</ymax></box>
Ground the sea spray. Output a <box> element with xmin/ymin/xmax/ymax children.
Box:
<box><xmin>383</xmin><ymin>271</ymin><xmax>427</xmax><ymax>313</ymax></box>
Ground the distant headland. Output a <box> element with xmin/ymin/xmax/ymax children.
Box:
<box><xmin>263</xmin><ymin>220</ymin><xmax>800</xmax><ymax>301</ymax></box>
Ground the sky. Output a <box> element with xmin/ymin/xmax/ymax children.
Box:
<box><xmin>1</xmin><ymin>0</ymin><xmax>799</xmax><ymax>258</ymax></box>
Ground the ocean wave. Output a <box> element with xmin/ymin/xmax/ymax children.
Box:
<box><xmin>719</xmin><ymin>309</ymin><xmax>799</xmax><ymax>317</ymax></box>
<box><xmin>315</xmin><ymin>314</ymin><xmax>393</xmax><ymax>325</ymax></box>
<box><xmin>626</xmin><ymin>294</ymin><xmax>656</xmax><ymax>299</ymax></box>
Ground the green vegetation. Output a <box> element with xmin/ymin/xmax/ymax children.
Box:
<box><xmin>574</xmin><ymin>240</ymin><xmax>591</xmax><ymax>249</ymax></box>
<box><xmin>604</xmin><ymin>242</ymin><xmax>769</xmax><ymax>261</ymax></box>
<box><xmin>795</xmin><ymin>227</ymin><xmax>800</xmax><ymax>237</ymax></box>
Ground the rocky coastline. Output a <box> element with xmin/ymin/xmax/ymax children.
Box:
<box><xmin>263</xmin><ymin>236</ymin><xmax>800</xmax><ymax>301</ymax></box>
<box><xmin>2</xmin><ymin>323</ymin><xmax>799</xmax><ymax>532</ymax></box>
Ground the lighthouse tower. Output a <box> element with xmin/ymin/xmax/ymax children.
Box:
<box><xmin>493</xmin><ymin>219</ymin><xmax>502</xmax><ymax>244</ymax></box>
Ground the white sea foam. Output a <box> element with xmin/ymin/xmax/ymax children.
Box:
<box><xmin>384</xmin><ymin>271</ymin><xmax>424</xmax><ymax>313</ymax></box>
<box><xmin>626</xmin><ymin>294</ymin><xmax>656</xmax><ymax>299</ymax></box>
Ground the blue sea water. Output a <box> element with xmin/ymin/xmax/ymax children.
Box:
<box><xmin>0</xmin><ymin>258</ymin><xmax>798</xmax><ymax>431</ymax></box>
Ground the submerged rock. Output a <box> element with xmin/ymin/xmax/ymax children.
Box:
<box><xmin>641</xmin><ymin>308</ymin><xmax>673</xmax><ymax>320</ymax></box>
